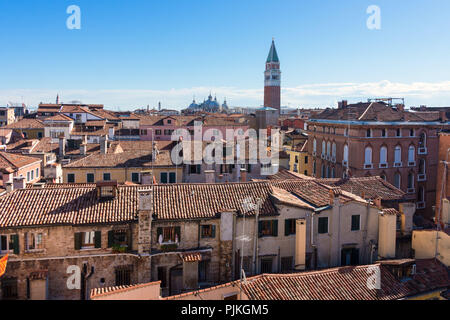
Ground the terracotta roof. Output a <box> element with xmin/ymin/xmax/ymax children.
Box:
<box><xmin>5</xmin><ymin>139</ymin><xmax>40</xmax><ymax>153</ymax></box>
<box><xmin>241</xmin><ymin>259</ymin><xmax>449</xmax><ymax>300</ymax></box>
<box><xmin>43</xmin><ymin>114</ymin><xmax>74</xmax><ymax>122</ymax></box>
<box><xmin>90</xmin><ymin>281</ymin><xmax>161</xmax><ymax>299</ymax></box>
<box><xmin>0</xmin><ymin>185</ymin><xmax>139</xmax><ymax>227</ymax></box>
<box><xmin>0</xmin><ymin>152</ymin><xmax>41</xmax><ymax>171</ymax></box>
<box><xmin>180</xmin><ymin>252</ymin><xmax>202</xmax><ymax>262</ymax></box>
<box><xmin>4</xmin><ymin>119</ymin><xmax>44</xmax><ymax>129</ymax></box>
<box><xmin>63</xmin><ymin>150</ymin><xmax>174</xmax><ymax>168</ymax></box>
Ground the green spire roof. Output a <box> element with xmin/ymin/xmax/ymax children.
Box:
<box><xmin>266</xmin><ymin>40</ymin><xmax>279</xmax><ymax>63</ymax></box>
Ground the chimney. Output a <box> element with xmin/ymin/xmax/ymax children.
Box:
<box><xmin>396</xmin><ymin>104</ymin><xmax>405</xmax><ymax>112</ymax></box>
<box><xmin>82</xmin><ymin>135</ymin><xmax>88</xmax><ymax>145</ymax></box>
<box><xmin>420</xmin><ymin>105</ymin><xmax>427</xmax><ymax>111</ymax></box>
<box><xmin>294</xmin><ymin>218</ymin><xmax>306</xmax><ymax>271</ymax></box>
<box><xmin>439</xmin><ymin>111</ymin><xmax>447</xmax><ymax>122</ymax></box>
<box><xmin>329</xmin><ymin>188</ymin><xmax>341</xmax><ymax>205</ymax></box>
<box><xmin>378</xmin><ymin>210</ymin><xmax>397</xmax><ymax>259</ymax></box>
<box><xmin>13</xmin><ymin>176</ymin><xmax>26</xmax><ymax>190</ymax></box>
<box><xmin>100</xmin><ymin>136</ymin><xmax>108</xmax><ymax>154</ymax></box>
<box><xmin>205</xmin><ymin>170</ymin><xmax>215</xmax><ymax>183</ymax></box>
<box><xmin>141</xmin><ymin>171</ymin><xmax>153</xmax><ymax>185</ymax></box>
<box><xmin>240</xmin><ymin>168</ymin><xmax>247</xmax><ymax>182</ymax></box>
<box><xmin>338</xmin><ymin>100</ymin><xmax>348</xmax><ymax>109</ymax></box>
<box><xmin>374</xmin><ymin>197</ymin><xmax>382</xmax><ymax>209</ymax></box>
<box><xmin>138</xmin><ymin>188</ymin><xmax>153</xmax><ymax>254</ymax></box>
<box><xmin>58</xmin><ymin>136</ymin><xmax>66</xmax><ymax>157</ymax></box>
<box><xmin>80</xmin><ymin>144</ymin><xmax>87</xmax><ymax>156</ymax></box>
<box><xmin>5</xmin><ymin>182</ymin><xmax>13</xmax><ymax>193</ymax></box>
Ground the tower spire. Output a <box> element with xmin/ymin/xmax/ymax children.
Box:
<box><xmin>264</xmin><ymin>39</ymin><xmax>281</xmax><ymax>113</ymax></box>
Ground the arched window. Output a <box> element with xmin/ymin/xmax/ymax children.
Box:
<box><xmin>343</xmin><ymin>144</ymin><xmax>349</xmax><ymax>163</ymax></box>
<box><xmin>380</xmin><ymin>174</ymin><xmax>387</xmax><ymax>181</ymax></box>
<box><xmin>408</xmin><ymin>146</ymin><xmax>415</xmax><ymax>164</ymax></box>
<box><xmin>419</xmin><ymin>159</ymin><xmax>426</xmax><ymax>175</ymax></box>
<box><xmin>381</xmin><ymin>129</ymin><xmax>387</xmax><ymax>137</ymax></box>
<box><xmin>313</xmin><ymin>138</ymin><xmax>317</xmax><ymax>153</ymax></box>
<box><xmin>365</xmin><ymin>146</ymin><xmax>372</xmax><ymax>165</ymax></box>
<box><xmin>322</xmin><ymin>141</ymin><xmax>326</xmax><ymax>155</ymax></box>
<box><xmin>394</xmin><ymin>145</ymin><xmax>402</xmax><ymax>164</ymax></box>
<box><xmin>380</xmin><ymin>146</ymin><xmax>387</xmax><ymax>164</ymax></box>
<box><xmin>366</xmin><ymin>129</ymin><xmax>372</xmax><ymax>138</ymax></box>
<box><xmin>408</xmin><ymin>172</ymin><xmax>414</xmax><ymax>189</ymax></box>
<box><xmin>331</xmin><ymin>167</ymin><xmax>336</xmax><ymax>178</ymax></box>
<box><xmin>332</xmin><ymin>142</ymin><xmax>336</xmax><ymax>159</ymax></box>
<box><xmin>396</xmin><ymin>128</ymin><xmax>402</xmax><ymax>137</ymax></box>
<box><xmin>313</xmin><ymin>161</ymin><xmax>316</xmax><ymax>175</ymax></box>
<box><xmin>326</xmin><ymin>166</ymin><xmax>330</xmax><ymax>178</ymax></box>
<box><xmin>394</xmin><ymin>173</ymin><xmax>401</xmax><ymax>189</ymax></box>
<box><xmin>321</xmin><ymin>164</ymin><xmax>325</xmax><ymax>178</ymax></box>
<box><xmin>327</xmin><ymin>141</ymin><xmax>331</xmax><ymax>156</ymax></box>
<box><xmin>419</xmin><ymin>133</ymin><xmax>427</xmax><ymax>153</ymax></box>
<box><xmin>418</xmin><ymin>186</ymin><xmax>425</xmax><ymax>203</ymax></box>
<box><xmin>344</xmin><ymin>128</ymin><xmax>349</xmax><ymax>137</ymax></box>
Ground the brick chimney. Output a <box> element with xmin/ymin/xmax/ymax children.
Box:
<box><xmin>80</xmin><ymin>144</ymin><xmax>87</xmax><ymax>156</ymax></box>
<box><xmin>240</xmin><ymin>168</ymin><xmax>247</xmax><ymax>182</ymax></box>
<box><xmin>58</xmin><ymin>136</ymin><xmax>66</xmax><ymax>157</ymax></box>
<box><xmin>396</xmin><ymin>104</ymin><xmax>405</xmax><ymax>112</ymax></box>
<box><xmin>100</xmin><ymin>136</ymin><xmax>108</xmax><ymax>155</ymax></box>
<box><xmin>138</xmin><ymin>188</ymin><xmax>153</xmax><ymax>254</ymax></box>
<box><xmin>5</xmin><ymin>182</ymin><xmax>13</xmax><ymax>193</ymax></box>
<box><xmin>374</xmin><ymin>196</ymin><xmax>382</xmax><ymax>209</ymax></box>
<box><xmin>205</xmin><ymin>170</ymin><xmax>215</xmax><ymax>183</ymax></box>
<box><xmin>338</xmin><ymin>100</ymin><xmax>348</xmax><ymax>109</ymax></box>
<box><xmin>329</xmin><ymin>188</ymin><xmax>341</xmax><ymax>205</ymax></box>
<box><xmin>13</xmin><ymin>176</ymin><xmax>26</xmax><ymax>190</ymax></box>
<box><xmin>439</xmin><ymin>111</ymin><xmax>447</xmax><ymax>122</ymax></box>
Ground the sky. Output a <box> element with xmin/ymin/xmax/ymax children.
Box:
<box><xmin>1</xmin><ymin>0</ymin><xmax>450</xmax><ymax>110</ymax></box>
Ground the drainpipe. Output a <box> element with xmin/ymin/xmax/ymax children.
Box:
<box><xmin>311</xmin><ymin>211</ymin><xmax>317</xmax><ymax>269</ymax></box>
<box><xmin>231</xmin><ymin>212</ymin><xmax>237</xmax><ymax>280</ymax></box>
<box><xmin>253</xmin><ymin>199</ymin><xmax>261</xmax><ymax>275</ymax></box>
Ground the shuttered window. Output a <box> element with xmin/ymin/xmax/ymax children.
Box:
<box><xmin>284</xmin><ymin>219</ymin><xmax>296</xmax><ymax>236</ymax></box>
<box><xmin>258</xmin><ymin>220</ymin><xmax>278</xmax><ymax>238</ymax></box>
<box><xmin>318</xmin><ymin>217</ymin><xmax>328</xmax><ymax>234</ymax></box>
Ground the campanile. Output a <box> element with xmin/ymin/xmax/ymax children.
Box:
<box><xmin>264</xmin><ymin>39</ymin><xmax>281</xmax><ymax>113</ymax></box>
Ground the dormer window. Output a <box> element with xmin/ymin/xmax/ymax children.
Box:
<box><xmin>96</xmin><ymin>181</ymin><xmax>118</xmax><ymax>199</ymax></box>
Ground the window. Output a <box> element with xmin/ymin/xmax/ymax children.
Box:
<box><xmin>27</xmin><ymin>171</ymin><xmax>30</xmax><ymax>182</ymax></box>
<box><xmin>381</xmin><ymin>129</ymin><xmax>387</xmax><ymax>137</ymax></box>
<box><xmin>408</xmin><ymin>146</ymin><xmax>415</xmax><ymax>164</ymax></box>
<box><xmin>321</xmin><ymin>164</ymin><xmax>325</xmax><ymax>178</ymax></box>
<box><xmin>131</xmin><ymin>172</ymin><xmax>140</xmax><ymax>183</ymax></box>
<box><xmin>74</xmin><ymin>231</ymin><xmax>101</xmax><ymax>250</ymax></box>
<box><xmin>0</xmin><ymin>234</ymin><xmax>19</xmax><ymax>254</ymax></box>
<box><xmin>418</xmin><ymin>186</ymin><xmax>425</xmax><ymax>203</ymax></box>
<box><xmin>351</xmin><ymin>215</ymin><xmax>360</xmax><ymax>231</ymax></box>
<box><xmin>31</xmin><ymin>170</ymin><xmax>34</xmax><ymax>180</ymax></box>
<box><xmin>108</xmin><ymin>229</ymin><xmax>130</xmax><ymax>250</ymax></box>
<box><xmin>394</xmin><ymin>173</ymin><xmax>401</xmax><ymax>189</ymax></box>
<box><xmin>332</xmin><ymin>143</ymin><xmax>336</xmax><ymax>159</ymax></box>
<box><xmin>408</xmin><ymin>172</ymin><xmax>414</xmax><ymax>189</ymax></box>
<box><xmin>189</xmin><ymin>164</ymin><xmax>201</xmax><ymax>174</ymax></box>
<box><xmin>67</xmin><ymin>173</ymin><xmax>75</xmax><ymax>183</ymax></box>
<box><xmin>318</xmin><ymin>217</ymin><xmax>328</xmax><ymax>234</ymax></box>
<box><xmin>341</xmin><ymin>248</ymin><xmax>359</xmax><ymax>266</ymax></box>
<box><xmin>155</xmin><ymin>130</ymin><xmax>162</xmax><ymax>135</ymax></box>
<box><xmin>344</xmin><ymin>128</ymin><xmax>349</xmax><ymax>137</ymax></box>
<box><xmin>25</xmin><ymin>233</ymin><xmax>43</xmax><ymax>251</ymax></box>
<box><xmin>364</xmin><ymin>147</ymin><xmax>372</xmax><ymax>165</ymax></box>
<box><xmin>322</xmin><ymin>141</ymin><xmax>326</xmax><ymax>155</ymax></box>
<box><xmin>343</xmin><ymin>144</ymin><xmax>349</xmax><ymax>163</ymax></box>
<box><xmin>326</xmin><ymin>141</ymin><xmax>331</xmax><ymax>156</ymax></box>
<box><xmin>103</xmin><ymin>173</ymin><xmax>111</xmax><ymax>181</ymax></box>
<box><xmin>313</xmin><ymin>161</ymin><xmax>316</xmax><ymax>176</ymax></box>
<box><xmin>366</xmin><ymin>129</ymin><xmax>372</xmax><ymax>138</ymax></box>
<box><xmin>220</xmin><ymin>164</ymin><xmax>233</xmax><ymax>174</ymax></box>
<box><xmin>258</xmin><ymin>220</ymin><xmax>278</xmax><ymax>237</ymax></box>
<box><xmin>36</xmin><ymin>168</ymin><xmax>39</xmax><ymax>178</ymax></box>
<box><xmin>38</xmin><ymin>132</ymin><xmax>43</xmax><ymax>139</ymax></box>
<box><xmin>169</xmin><ymin>172</ymin><xmax>176</xmax><ymax>183</ymax></box>
<box><xmin>419</xmin><ymin>159</ymin><xmax>426</xmax><ymax>175</ymax></box>
<box><xmin>394</xmin><ymin>146</ymin><xmax>402</xmax><ymax>164</ymax></box>
<box><xmin>260</xmin><ymin>258</ymin><xmax>273</xmax><ymax>273</ymax></box>
<box><xmin>313</xmin><ymin>139</ymin><xmax>317</xmax><ymax>153</ymax></box>
<box><xmin>1</xmin><ymin>278</ymin><xmax>18</xmax><ymax>300</ymax></box>
<box><xmin>157</xmin><ymin>226</ymin><xmax>181</xmax><ymax>243</ymax></box>
<box><xmin>380</xmin><ymin>146</ymin><xmax>387</xmax><ymax>164</ymax></box>
<box><xmin>396</xmin><ymin>128</ymin><xmax>402</xmax><ymax>137</ymax></box>
<box><xmin>198</xmin><ymin>260</ymin><xmax>209</xmax><ymax>282</ymax></box>
<box><xmin>281</xmin><ymin>257</ymin><xmax>293</xmax><ymax>273</ymax></box>
<box><xmin>160</xmin><ymin>172</ymin><xmax>168</xmax><ymax>184</ymax></box>
<box><xmin>115</xmin><ymin>267</ymin><xmax>132</xmax><ymax>286</ymax></box>
<box><xmin>331</xmin><ymin>167</ymin><xmax>335</xmax><ymax>178</ymax></box>
<box><xmin>200</xmin><ymin>225</ymin><xmax>216</xmax><ymax>238</ymax></box>
<box><xmin>284</xmin><ymin>219</ymin><xmax>296</xmax><ymax>236</ymax></box>
<box><xmin>87</xmin><ymin>173</ymin><xmax>94</xmax><ymax>183</ymax></box>
<box><xmin>410</xmin><ymin>129</ymin><xmax>415</xmax><ymax>137</ymax></box>
<box><xmin>304</xmin><ymin>156</ymin><xmax>308</xmax><ymax>164</ymax></box>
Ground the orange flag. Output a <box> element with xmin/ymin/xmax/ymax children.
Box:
<box><xmin>0</xmin><ymin>254</ymin><xmax>8</xmax><ymax>277</ymax></box>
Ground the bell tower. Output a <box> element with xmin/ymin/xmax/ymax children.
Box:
<box><xmin>264</xmin><ymin>39</ymin><xmax>281</xmax><ymax>113</ymax></box>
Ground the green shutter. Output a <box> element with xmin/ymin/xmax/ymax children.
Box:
<box><xmin>12</xmin><ymin>234</ymin><xmax>19</xmax><ymax>254</ymax></box>
<box><xmin>107</xmin><ymin>230</ymin><xmax>114</xmax><ymax>248</ymax></box>
<box><xmin>258</xmin><ymin>221</ymin><xmax>263</xmax><ymax>238</ymax></box>
<box><xmin>197</xmin><ymin>164</ymin><xmax>201</xmax><ymax>174</ymax></box>
<box><xmin>175</xmin><ymin>227</ymin><xmax>181</xmax><ymax>242</ymax></box>
<box><xmin>285</xmin><ymin>220</ymin><xmax>290</xmax><ymax>236</ymax></box>
<box><xmin>272</xmin><ymin>220</ymin><xmax>278</xmax><ymax>237</ymax></box>
<box><xmin>74</xmin><ymin>233</ymin><xmax>82</xmax><ymax>250</ymax></box>
<box><xmin>211</xmin><ymin>225</ymin><xmax>216</xmax><ymax>238</ymax></box>
<box><xmin>94</xmin><ymin>231</ymin><xmax>102</xmax><ymax>248</ymax></box>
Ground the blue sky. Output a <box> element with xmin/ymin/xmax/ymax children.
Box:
<box><xmin>1</xmin><ymin>0</ymin><xmax>450</xmax><ymax>110</ymax></box>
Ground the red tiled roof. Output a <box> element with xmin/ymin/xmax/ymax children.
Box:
<box><xmin>0</xmin><ymin>152</ymin><xmax>41</xmax><ymax>171</ymax></box>
<box><xmin>90</xmin><ymin>281</ymin><xmax>161</xmax><ymax>299</ymax></box>
<box><xmin>4</xmin><ymin>119</ymin><xmax>45</xmax><ymax>129</ymax></box>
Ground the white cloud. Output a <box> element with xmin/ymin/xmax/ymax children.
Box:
<box><xmin>1</xmin><ymin>80</ymin><xmax>450</xmax><ymax>110</ymax></box>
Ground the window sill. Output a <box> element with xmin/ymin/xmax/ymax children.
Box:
<box><xmin>79</xmin><ymin>247</ymin><xmax>102</xmax><ymax>251</ymax></box>
<box><xmin>25</xmin><ymin>249</ymin><xmax>45</xmax><ymax>253</ymax></box>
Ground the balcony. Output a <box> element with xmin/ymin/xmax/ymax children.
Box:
<box><xmin>416</xmin><ymin>202</ymin><xmax>426</xmax><ymax>209</ymax></box>
<box><xmin>418</xmin><ymin>174</ymin><xmax>427</xmax><ymax>182</ymax></box>
<box><xmin>364</xmin><ymin>163</ymin><xmax>373</xmax><ymax>170</ymax></box>
<box><xmin>418</xmin><ymin>147</ymin><xmax>427</xmax><ymax>155</ymax></box>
